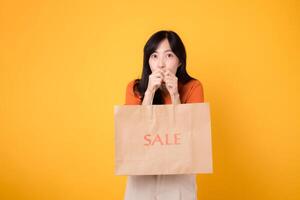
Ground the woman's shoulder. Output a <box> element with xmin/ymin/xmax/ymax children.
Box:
<box><xmin>125</xmin><ymin>79</ymin><xmax>142</xmax><ymax>105</ymax></box>
<box><xmin>189</xmin><ymin>78</ymin><xmax>202</xmax><ymax>86</ymax></box>
<box><xmin>180</xmin><ymin>78</ymin><xmax>204</xmax><ymax>103</ymax></box>
<box><xmin>181</xmin><ymin>78</ymin><xmax>203</xmax><ymax>90</ymax></box>
<box><xmin>126</xmin><ymin>79</ymin><xmax>140</xmax><ymax>94</ymax></box>
<box><xmin>126</xmin><ymin>79</ymin><xmax>136</xmax><ymax>89</ymax></box>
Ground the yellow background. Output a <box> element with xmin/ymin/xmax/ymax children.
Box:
<box><xmin>1</xmin><ymin>0</ymin><xmax>299</xmax><ymax>199</ymax></box>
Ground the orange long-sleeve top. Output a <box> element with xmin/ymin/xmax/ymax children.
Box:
<box><xmin>125</xmin><ymin>79</ymin><xmax>204</xmax><ymax>105</ymax></box>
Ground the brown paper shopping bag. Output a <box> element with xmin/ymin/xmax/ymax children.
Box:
<box><xmin>114</xmin><ymin>103</ymin><xmax>213</xmax><ymax>175</ymax></box>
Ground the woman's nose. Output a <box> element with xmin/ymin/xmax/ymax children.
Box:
<box><xmin>158</xmin><ymin>57</ymin><xmax>166</xmax><ymax>69</ymax></box>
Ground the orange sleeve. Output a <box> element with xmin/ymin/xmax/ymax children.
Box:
<box><xmin>125</xmin><ymin>80</ymin><xmax>142</xmax><ymax>105</ymax></box>
<box><xmin>185</xmin><ymin>80</ymin><xmax>204</xmax><ymax>103</ymax></box>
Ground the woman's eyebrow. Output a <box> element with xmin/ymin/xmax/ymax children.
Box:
<box><xmin>154</xmin><ymin>49</ymin><xmax>173</xmax><ymax>53</ymax></box>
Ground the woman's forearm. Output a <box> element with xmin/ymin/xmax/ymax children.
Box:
<box><xmin>142</xmin><ymin>90</ymin><xmax>155</xmax><ymax>105</ymax></box>
<box><xmin>171</xmin><ymin>93</ymin><xmax>181</xmax><ymax>104</ymax></box>
<box><xmin>142</xmin><ymin>90</ymin><xmax>181</xmax><ymax>105</ymax></box>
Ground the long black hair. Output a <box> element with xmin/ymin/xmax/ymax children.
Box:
<box><xmin>133</xmin><ymin>30</ymin><xmax>195</xmax><ymax>104</ymax></box>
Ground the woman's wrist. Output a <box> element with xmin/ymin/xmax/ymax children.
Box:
<box><xmin>172</xmin><ymin>92</ymin><xmax>179</xmax><ymax>97</ymax></box>
<box><xmin>143</xmin><ymin>89</ymin><xmax>155</xmax><ymax>105</ymax></box>
<box><xmin>145</xmin><ymin>89</ymin><xmax>155</xmax><ymax>96</ymax></box>
<box><xmin>171</xmin><ymin>92</ymin><xmax>180</xmax><ymax>104</ymax></box>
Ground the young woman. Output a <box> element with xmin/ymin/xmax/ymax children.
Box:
<box><xmin>124</xmin><ymin>30</ymin><xmax>204</xmax><ymax>200</ymax></box>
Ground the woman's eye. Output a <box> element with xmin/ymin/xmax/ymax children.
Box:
<box><xmin>167</xmin><ymin>53</ymin><xmax>174</xmax><ymax>58</ymax></box>
<box><xmin>151</xmin><ymin>54</ymin><xmax>157</xmax><ymax>58</ymax></box>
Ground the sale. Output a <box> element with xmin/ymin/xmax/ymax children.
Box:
<box><xmin>144</xmin><ymin>133</ymin><xmax>181</xmax><ymax>146</ymax></box>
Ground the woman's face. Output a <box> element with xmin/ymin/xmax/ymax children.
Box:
<box><xmin>148</xmin><ymin>38</ymin><xmax>181</xmax><ymax>75</ymax></box>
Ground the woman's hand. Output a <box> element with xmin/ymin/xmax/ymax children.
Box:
<box><xmin>146</xmin><ymin>69</ymin><xmax>164</xmax><ymax>94</ymax></box>
<box><xmin>163</xmin><ymin>70</ymin><xmax>179</xmax><ymax>97</ymax></box>
<box><xmin>143</xmin><ymin>69</ymin><xmax>181</xmax><ymax>105</ymax></box>
<box><xmin>143</xmin><ymin>70</ymin><xmax>164</xmax><ymax>105</ymax></box>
